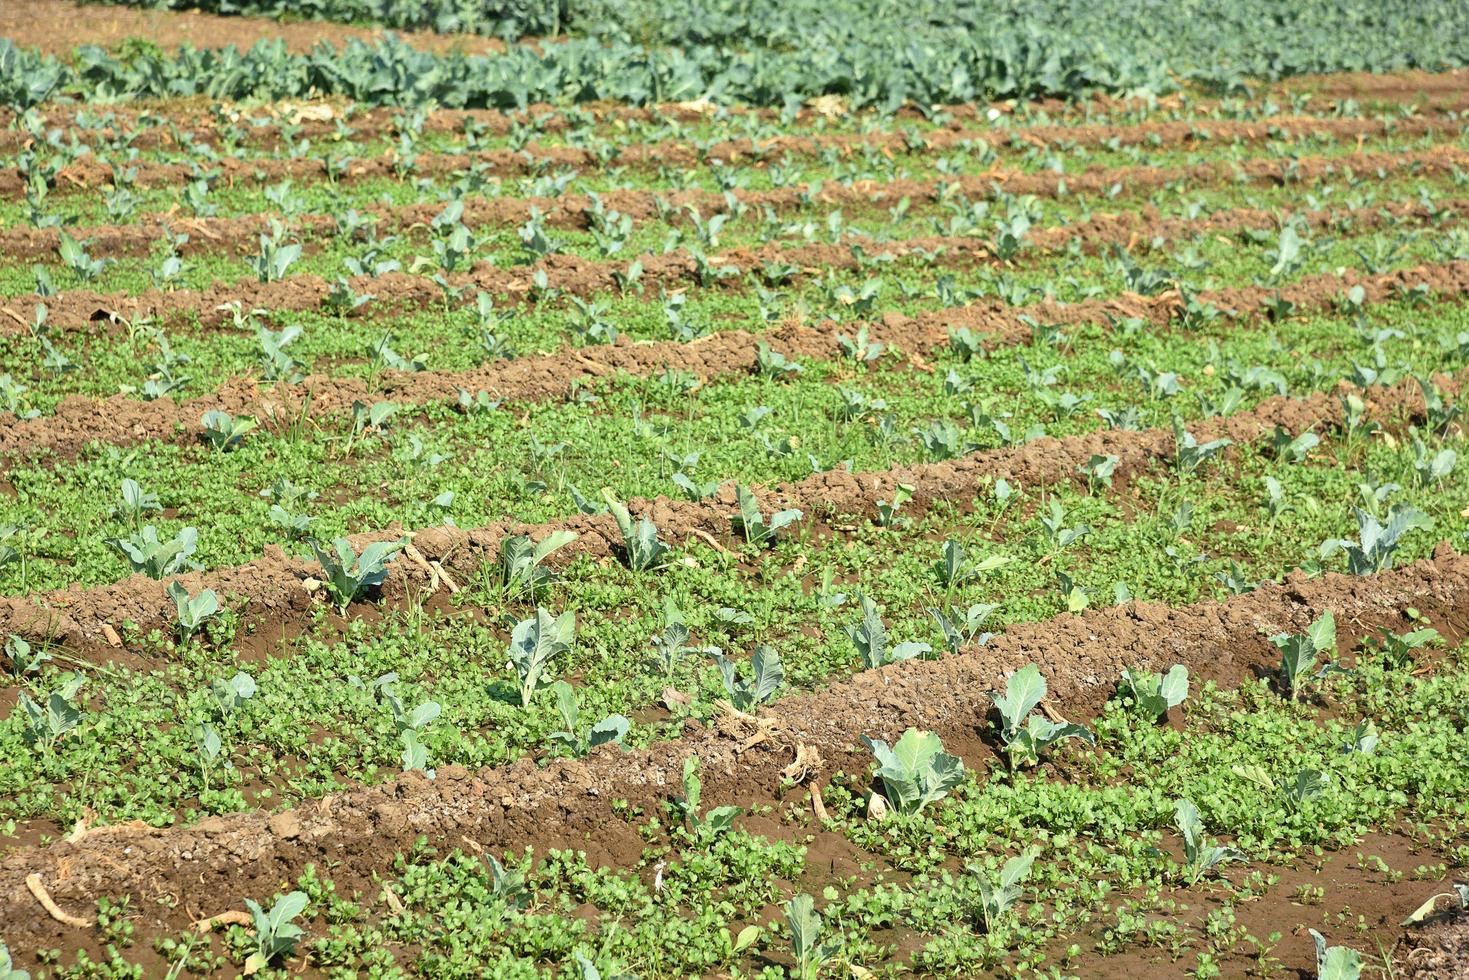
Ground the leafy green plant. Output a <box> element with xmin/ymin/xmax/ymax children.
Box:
<box><xmin>1173</xmin><ymin>798</ymin><xmax>1245</xmax><ymax>884</ymax></box>
<box><xmin>1319</xmin><ymin>505</ymin><xmax>1433</xmax><ymax>574</ymax></box>
<box><xmin>973</xmin><ymin>848</ymin><xmax>1039</xmax><ymax>934</ymax></box>
<box><xmin>602</xmin><ymin>490</ymin><xmax>669</xmax><ymax>573</ymax></box>
<box><xmin>1172</xmin><ymin>418</ymin><xmax>1232</xmax><ymax>474</ymax></box>
<box><xmin>168</xmin><ymin>581</ymin><xmax>220</xmax><ymax>638</ymax></box>
<box><xmin>672</xmin><ymin>755</ymin><xmax>741</xmax><ymax>838</ymax></box>
<box><xmin>845</xmin><ymin>595</ymin><xmax>930</xmax><ymax>668</ymax></box>
<box><xmin>18</xmin><ymin>672</ymin><xmax>85</xmax><ymax>749</ymax></box>
<box><xmin>1401</xmin><ymin>883</ymin><xmax>1469</xmax><ymax>925</ymax></box>
<box><xmin>311</xmin><ymin>537</ymin><xmax>406</xmax><ymax>612</ymax></box>
<box><xmin>992</xmin><ymin>663</ymin><xmax>1094</xmax><ymax>768</ymax></box>
<box><xmin>712</xmin><ymin>645</ymin><xmax>783</xmax><ymax>711</ymax></box>
<box><xmin>200</xmin><ymin>410</ymin><xmax>256</xmax><ymax>452</ymax></box>
<box><xmin>1308</xmin><ymin>929</ymin><xmax>1362</xmax><ymax>980</ymax></box>
<box><xmin>500</xmin><ymin>530</ymin><xmax>577</xmax><ymax>598</ymax></box>
<box><xmin>1118</xmin><ymin>664</ymin><xmax>1189</xmax><ymax>720</ymax></box>
<box><xmin>1270</xmin><ymin>612</ymin><xmax>1338</xmax><ymax>700</ymax></box>
<box><xmin>109</xmin><ymin>525</ymin><xmax>198</xmax><ymax>579</ymax></box>
<box><xmin>548</xmin><ymin>680</ymin><xmax>630</xmax><ymax>757</ymax></box>
<box><xmin>784</xmin><ymin>894</ymin><xmax>837</xmax><ymax>980</ymax></box>
<box><xmin>111</xmin><ymin>478</ymin><xmax>160</xmax><ymax>531</ymax></box>
<box><xmin>733</xmin><ymin>485</ymin><xmax>802</xmax><ymax>546</ymax></box>
<box><xmin>507</xmin><ymin>607</ymin><xmax>575</xmax><ymax>707</ymax></box>
<box><xmin>861</xmin><ymin>727</ymin><xmax>965</xmax><ymax>815</ymax></box>
<box><xmin>212</xmin><ymin>671</ymin><xmax>257</xmax><ymax>722</ymax></box>
<box><xmin>243</xmin><ymin>891</ymin><xmax>309</xmax><ymax>974</ymax></box>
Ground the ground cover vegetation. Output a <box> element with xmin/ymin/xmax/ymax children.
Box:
<box><xmin>0</xmin><ymin>3</ymin><xmax>1468</xmax><ymax>978</ymax></box>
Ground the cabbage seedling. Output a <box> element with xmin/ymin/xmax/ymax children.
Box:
<box><xmin>312</xmin><ymin>537</ymin><xmax>406</xmax><ymax>613</ymax></box>
<box><xmin>972</xmin><ymin>848</ymin><xmax>1039</xmax><ymax>934</ymax></box>
<box><xmin>500</xmin><ymin>530</ymin><xmax>577</xmax><ymax>598</ymax></box>
<box><xmin>109</xmin><ymin>525</ymin><xmax>198</xmax><ymax>579</ymax></box>
<box><xmin>168</xmin><ymin>581</ymin><xmax>220</xmax><ymax>638</ymax></box>
<box><xmin>1270</xmin><ymin>611</ymin><xmax>1338</xmax><ymax>700</ymax></box>
<box><xmin>243</xmin><ymin>891</ymin><xmax>309</xmax><ymax>974</ymax></box>
<box><xmin>1318</xmin><ymin>505</ymin><xmax>1432</xmax><ymax>574</ymax></box>
<box><xmin>0</xmin><ymin>938</ymin><xmax>27</xmax><ymax>980</ymax></box>
<box><xmin>672</xmin><ymin>755</ymin><xmax>740</xmax><ymax>838</ymax></box>
<box><xmin>861</xmin><ymin>728</ymin><xmax>965</xmax><ymax>815</ymax></box>
<box><xmin>1172</xmin><ymin>798</ymin><xmax>1244</xmax><ymax>884</ymax></box>
<box><xmin>212</xmin><ymin>671</ymin><xmax>256</xmax><ymax>722</ymax></box>
<box><xmin>18</xmin><ymin>672</ymin><xmax>84</xmax><ymax>750</ymax></box>
<box><xmin>602</xmin><ymin>490</ymin><xmax>669</xmax><ymax>573</ymax></box>
<box><xmin>200</xmin><ymin>410</ymin><xmax>256</xmax><ymax>452</ymax></box>
<box><xmin>784</xmin><ymin>894</ymin><xmax>837</xmax><ymax>980</ymax></box>
<box><xmin>712</xmin><ymin>645</ymin><xmax>783</xmax><ymax>711</ymax></box>
<box><xmin>733</xmin><ymin>485</ymin><xmax>801</xmax><ymax>546</ymax></box>
<box><xmin>1118</xmin><ymin>664</ymin><xmax>1189</xmax><ymax>720</ymax></box>
<box><xmin>508</xmin><ymin>607</ymin><xmax>575</xmax><ymax>706</ymax></box>
<box><xmin>991</xmin><ymin>663</ymin><xmax>1094</xmax><ymax>768</ymax></box>
<box><xmin>845</xmin><ymin>595</ymin><xmax>929</xmax><ymax>668</ymax></box>
<box><xmin>547</xmin><ymin>681</ymin><xmax>630</xmax><ymax>758</ymax></box>
<box><xmin>1308</xmin><ymin>929</ymin><xmax>1362</xmax><ymax>980</ymax></box>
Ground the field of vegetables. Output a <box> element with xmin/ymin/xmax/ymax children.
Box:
<box><xmin>1</xmin><ymin>1</ymin><xmax>1469</xmax><ymax>977</ymax></box>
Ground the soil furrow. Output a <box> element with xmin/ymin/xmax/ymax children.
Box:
<box><xmin>4</xmin><ymin>160</ymin><xmax>1463</xmax><ymax>265</ymax></box>
<box><xmin>5</xmin><ymin>256</ymin><xmax>1465</xmax><ymax>464</ymax></box>
<box><xmin>4</xmin><ymin>109</ymin><xmax>1458</xmax><ymax>200</ymax></box>
<box><xmin>0</xmin><ymin>538</ymin><xmax>1464</xmax><ymax>957</ymax></box>
<box><xmin>8</xmin><ymin>143</ymin><xmax>1467</xmax><ymax>335</ymax></box>
<box><xmin>2</xmin><ymin>365</ymin><xmax>1458</xmax><ymax>648</ymax></box>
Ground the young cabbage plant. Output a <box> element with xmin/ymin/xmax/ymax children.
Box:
<box><xmin>601</xmin><ymin>490</ymin><xmax>669</xmax><ymax>573</ymax></box>
<box><xmin>212</xmin><ymin>671</ymin><xmax>256</xmax><ymax>722</ymax></box>
<box><xmin>1309</xmin><ymin>929</ymin><xmax>1363</xmax><ymax>980</ymax></box>
<box><xmin>200</xmin><ymin>409</ymin><xmax>256</xmax><ymax>452</ymax></box>
<box><xmin>547</xmin><ymin>680</ymin><xmax>631</xmax><ymax>758</ymax></box>
<box><xmin>711</xmin><ymin>645</ymin><xmax>783</xmax><ymax>711</ymax></box>
<box><xmin>672</xmin><ymin>755</ymin><xmax>741</xmax><ymax>838</ymax></box>
<box><xmin>109</xmin><ymin>525</ymin><xmax>199</xmax><ymax>579</ymax></box>
<box><xmin>1172</xmin><ymin>798</ymin><xmax>1245</xmax><ymax>884</ymax></box>
<box><xmin>311</xmin><ymin>537</ymin><xmax>406</xmax><ymax>613</ymax></box>
<box><xmin>845</xmin><ymin>595</ymin><xmax>930</xmax><ymax>668</ymax></box>
<box><xmin>243</xmin><ymin>891</ymin><xmax>309</xmax><ymax>975</ymax></box>
<box><xmin>1118</xmin><ymin>664</ymin><xmax>1189</xmax><ymax>720</ymax></box>
<box><xmin>112</xmin><ymin>478</ymin><xmax>160</xmax><ymax>531</ymax></box>
<box><xmin>861</xmin><ymin>727</ymin><xmax>965</xmax><ymax>816</ymax></box>
<box><xmin>4</xmin><ymin>634</ymin><xmax>51</xmax><ymax>678</ymax></box>
<box><xmin>1172</xmin><ymin>418</ymin><xmax>1232</xmax><ymax>474</ymax></box>
<box><xmin>647</xmin><ymin>622</ymin><xmax>718</xmax><ymax>679</ymax></box>
<box><xmin>1270</xmin><ymin>611</ymin><xmax>1339</xmax><ymax>700</ymax></box>
<box><xmin>1318</xmin><ymin>505</ymin><xmax>1432</xmax><ymax>574</ymax></box>
<box><xmin>972</xmin><ymin>848</ymin><xmax>1039</xmax><ymax>935</ymax></box>
<box><xmin>784</xmin><ymin>894</ymin><xmax>838</xmax><ymax>980</ymax></box>
<box><xmin>168</xmin><ymin>581</ymin><xmax>220</xmax><ymax>639</ymax></box>
<box><xmin>733</xmin><ymin>485</ymin><xmax>802</xmax><ymax>546</ymax></box>
<box><xmin>500</xmin><ymin>530</ymin><xmax>578</xmax><ymax>598</ymax></box>
<box><xmin>507</xmin><ymin>608</ymin><xmax>576</xmax><ymax>707</ymax></box>
<box><xmin>18</xmin><ymin>672</ymin><xmax>85</xmax><ymax>750</ymax></box>
<box><xmin>991</xmin><ymin>663</ymin><xmax>1094</xmax><ymax>768</ymax></box>
<box><xmin>928</xmin><ymin>602</ymin><xmax>999</xmax><ymax>654</ymax></box>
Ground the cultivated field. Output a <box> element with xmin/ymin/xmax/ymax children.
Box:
<box><xmin>1</xmin><ymin>1</ymin><xmax>1469</xmax><ymax>977</ymax></box>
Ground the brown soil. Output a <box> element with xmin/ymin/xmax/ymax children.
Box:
<box><xmin>4</xmin><ymin>255</ymin><xmax>1463</xmax><ymax>465</ymax></box>
<box><xmin>1</xmin><ymin>363</ymin><xmax>1459</xmax><ymax>649</ymax></box>
<box><xmin>1404</xmin><ymin>910</ymin><xmax>1469</xmax><ymax>978</ymax></box>
<box><xmin>0</xmin><ymin>163</ymin><xmax>1455</xmax><ymax>273</ymax></box>
<box><xmin>0</xmin><ymin>540</ymin><xmax>1465</xmax><ymax>963</ymax></box>
<box><xmin>0</xmin><ymin>0</ymin><xmax>510</xmax><ymax>56</ymax></box>
<box><xmin>1284</xmin><ymin>68</ymin><xmax>1469</xmax><ymax>100</ymax></box>
<box><xmin>3</xmin><ymin>109</ymin><xmax>1456</xmax><ymax>200</ymax></box>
